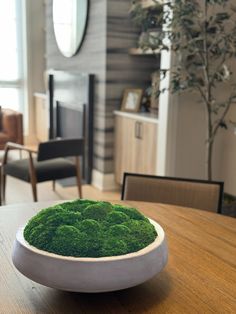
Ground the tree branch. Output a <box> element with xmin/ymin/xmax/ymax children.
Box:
<box><xmin>210</xmin><ymin>94</ymin><xmax>236</xmax><ymax>142</ymax></box>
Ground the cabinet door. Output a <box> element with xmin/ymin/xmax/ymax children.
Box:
<box><xmin>115</xmin><ymin>115</ymin><xmax>158</xmax><ymax>184</ymax></box>
<box><xmin>134</xmin><ymin>121</ymin><xmax>157</xmax><ymax>175</ymax></box>
<box><xmin>115</xmin><ymin>115</ymin><xmax>136</xmax><ymax>184</ymax></box>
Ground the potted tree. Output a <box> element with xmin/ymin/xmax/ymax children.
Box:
<box><xmin>131</xmin><ymin>0</ymin><xmax>236</xmax><ymax>216</ymax></box>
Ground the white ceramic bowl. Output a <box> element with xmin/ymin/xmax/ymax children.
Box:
<box><xmin>12</xmin><ymin>219</ymin><xmax>168</xmax><ymax>293</ymax></box>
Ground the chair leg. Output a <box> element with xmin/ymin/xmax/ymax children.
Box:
<box><xmin>31</xmin><ymin>180</ymin><xmax>38</xmax><ymax>202</ymax></box>
<box><xmin>2</xmin><ymin>174</ymin><xmax>6</xmax><ymax>204</ymax></box>
<box><xmin>52</xmin><ymin>181</ymin><xmax>56</xmax><ymax>191</ymax></box>
<box><xmin>0</xmin><ymin>167</ymin><xmax>2</xmax><ymax>206</ymax></box>
<box><xmin>75</xmin><ymin>157</ymin><xmax>82</xmax><ymax>198</ymax></box>
<box><xmin>28</xmin><ymin>151</ymin><xmax>37</xmax><ymax>202</ymax></box>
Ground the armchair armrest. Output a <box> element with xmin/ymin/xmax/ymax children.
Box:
<box><xmin>4</xmin><ymin>142</ymin><xmax>37</xmax><ymax>153</ymax></box>
<box><xmin>2</xmin><ymin>142</ymin><xmax>37</xmax><ymax>165</ymax></box>
<box><xmin>2</xmin><ymin>141</ymin><xmax>38</xmax><ymax>202</ymax></box>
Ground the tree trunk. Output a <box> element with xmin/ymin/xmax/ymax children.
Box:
<box><xmin>207</xmin><ymin>139</ymin><xmax>213</xmax><ymax>181</ymax></box>
<box><xmin>206</xmin><ymin>107</ymin><xmax>213</xmax><ymax>181</ymax></box>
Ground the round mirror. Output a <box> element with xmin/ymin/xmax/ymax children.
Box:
<box><xmin>53</xmin><ymin>0</ymin><xmax>89</xmax><ymax>58</ymax></box>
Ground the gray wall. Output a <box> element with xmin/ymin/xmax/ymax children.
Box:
<box><xmin>45</xmin><ymin>0</ymin><xmax>157</xmax><ymax>174</ymax></box>
<box><xmin>46</xmin><ymin>0</ymin><xmax>107</xmax><ymax>173</ymax></box>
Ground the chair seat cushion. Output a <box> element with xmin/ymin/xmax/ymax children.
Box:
<box><xmin>3</xmin><ymin>158</ymin><xmax>77</xmax><ymax>183</ymax></box>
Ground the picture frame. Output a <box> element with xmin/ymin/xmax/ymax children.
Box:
<box><xmin>150</xmin><ymin>71</ymin><xmax>160</xmax><ymax>110</ymax></box>
<box><xmin>121</xmin><ymin>89</ymin><xmax>143</xmax><ymax>113</ymax></box>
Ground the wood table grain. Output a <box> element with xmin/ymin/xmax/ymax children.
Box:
<box><xmin>0</xmin><ymin>200</ymin><xmax>235</xmax><ymax>314</ymax></box>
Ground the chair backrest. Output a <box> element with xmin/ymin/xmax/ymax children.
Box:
<box><xmin>122</xmin><ymin>173</ymin><xmax>224</xmax><ymax>213</ymax></box>
<box><xmin>37</xmin><ymin>138</ymin><xmax>84</xmax><ymax>161</ymax></box>
<box><xmin>1</xmin><ymin>108</ymin><xmax>23</xmax><ymax>146</ymax></box>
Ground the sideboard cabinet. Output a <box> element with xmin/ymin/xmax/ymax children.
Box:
<box><xmin>114</xmin><ymin>111</ymin><xmax>158</xmax><ymax>184</ymax></box>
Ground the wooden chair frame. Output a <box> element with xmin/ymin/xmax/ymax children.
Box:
<box><xmin>1</xmin><ymin>142</ymin><xmax>82</xmax><ymax>203</ymax></box>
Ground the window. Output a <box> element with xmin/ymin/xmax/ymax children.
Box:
<box><xmin>0</xmin><ymin>0</ymin><xmax>25</xmax><ymax>111</ymax></box>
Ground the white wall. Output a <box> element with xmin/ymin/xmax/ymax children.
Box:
<box><xmin>168</xmin><ymin>62</ymin><xmax>236</xmax><ymax>195</ymax></box>
<box><xmin>220</xmin><ymin>105</ymin><xmax>236</xmax><ymax>195</ymax></box>
<box><xmin>170</xmin><ymin>93</ymin><xmax>236</xmax><ymax>195</ymax></box>
<box><xmin>164</xmin><ymin>74</ymin><xmax>236</xmax><ymax>196</ymax></box>
<box><xmin>171</xmin><ymin>92</ymin><xmax>225</xmax><ymax>179</ymax></box>
<box><xmin>24</xmin><ymin>0</ymin><xmax>45</xmax><ymax>143</ymax></box>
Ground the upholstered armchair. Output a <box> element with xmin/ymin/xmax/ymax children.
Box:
<box><xmin>2</xmin><ymin>138</ymin><xmax>83</xmax><ymax>203</ymax></box>
<box><xmin>0</xmin><ymin>108</ymin><xmax>23</xmax><ymax>150</ymax></box>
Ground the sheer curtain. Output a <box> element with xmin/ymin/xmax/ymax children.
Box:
<box><xmin>0</xmin><ymin>0</ymin><xmax>25</xmax><ymax>111</ymax></box>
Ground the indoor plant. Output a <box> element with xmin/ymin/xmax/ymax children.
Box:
<box><xmin>12</xmin><ymin>199</ymin><xmax>168</xmax><ymax>292</ymax></box>
<box><xmin>130</xmin><ymin>0</ymin><xmax>236</xmax><ymax>181</ymax></box>
<box><xmin>130</xmin><ymin>0</ymin><xmax>164</xmax><ymax>51</ymax></box>
<box><xmin>23</xmin><ymin>199</ymin><xmax>157</xmax><ymax>257</ymax></box>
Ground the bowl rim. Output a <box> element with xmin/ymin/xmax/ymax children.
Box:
<box><xmin>16</xmin><ymin>218</ymin><xmax>165</xmax><ymax>262</ymax></box>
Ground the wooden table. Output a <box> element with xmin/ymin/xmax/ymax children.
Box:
<box><xmin>0</xmin><ymin>201</ymin><xmax>236</xmax><ymax>313</ymax></box>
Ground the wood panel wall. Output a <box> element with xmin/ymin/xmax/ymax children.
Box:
<box><xmin>105</xmin><ymin>0</ymin><xmax>158</xmax><ymax>173</ymax></box>
<box><xmin>45</xmin><ymin>0</ymin><xmax>157</xmax><ymax>174</ymax></box>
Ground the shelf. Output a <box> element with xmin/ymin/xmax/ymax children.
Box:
<box><xmin>141</xmin><ymin>0</ymin><xmax>164</xmax><ymax>9</ymax></box>
<box><xmin>114</xmin><ymin>110</ymin><xmax>158</xmax><ymax>124</ymax></box>
<box><xmin>129</xmin><ymin>47</ymin><xmax>160</xmax><ymax>55</ymax></box>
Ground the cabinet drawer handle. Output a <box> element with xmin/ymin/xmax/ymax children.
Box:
<box><xmin>135</xmin><ymin>121</ymin><xmax>139</xmax><ymax>138</ymax></box>
<box><xmin>135</xmin><ymin>122</ymin><xmax>143</xmax><ymax>139</ymax></box>
<box><xmin>139</xmin><ymin>122</ymin><xmax>143</xmax><ymax>139</ymax></box>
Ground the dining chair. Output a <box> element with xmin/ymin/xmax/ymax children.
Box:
<box><xmin>121</xmin><ymin>173</ymin><xmax>224</xmax><ymax>213</ymax></box>
<box><xmin>1</xmin><ymin>138</ymin><xmax>84</xmax><ymax>202</ymax></box>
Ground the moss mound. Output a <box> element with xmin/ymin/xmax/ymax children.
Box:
<box><xmin>24</xmin><ymin>199</ymin><xmax>157</xmax><ymax>258</ymax></box>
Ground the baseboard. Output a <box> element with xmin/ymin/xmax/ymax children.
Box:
<box><xmin>92</xmin><ymin>170</ymin><xmax>119</xmax><ymax>191</ymax></box>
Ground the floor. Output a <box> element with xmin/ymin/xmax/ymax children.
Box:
<box><xmin>4</xmin><ymin>177</ymin><xmax>120</xmax><ymax>205</ymax></box>
<box><xmin>3</xmin><ymin>168</ymin><xmax>235</xmax><ymax>218</ymax></box>
<box><xmin>1</xmin><ymin>149</ymin><xmax>120</xmax><ymax>205</ymax></box>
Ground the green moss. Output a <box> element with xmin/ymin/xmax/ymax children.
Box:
<box><xmin>24</xmin><ymin>200</ymin><xmax>157</xmax><ymax>258</ymax></box>
<box><xmin>106</xmin><ymin>211</ymin><xmax>129</xmax><ymax>225</ymax></box>
<box><xmin>109</xmin><ymin>224</ymin><xmax>131</xmax><ymax>237</ymax></box>
<box><xmin>82</xmin><ymin>202</ymin><xmax>112</xmax><ymax>221</ymax></box>
<box><xmin>50</xmin><ymin>225</ymin><xmax>90</xmax><ymax>257</ymax></box>
<box><xmin>113</xmin><ymin>204</ymin><xmax>147</xmax><ymax>221</ymax></box>
<box><xmin>78</xmin><ymin>219</ymin><xmax>101</xmax><ymax>234</ymax></box>
<box><xmin>62</xmin><ymin>199</ymin><xmax>97</xmax><ymax>213</ymax></box>
<box><xmin>123</xmin><ymin>220</ymin><xmax>158</xmax><ymax>252</ymax></box>
<box><xmin>101</xmin><ymin>238</ymin><xmax>128</xmax><ymax>256</ymax></box>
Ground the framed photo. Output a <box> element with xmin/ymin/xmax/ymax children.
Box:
<box><xmin>150</xmin><ymin>71</ymin><xmax>160</xmax><ymax>110</ymax></box>
<box><xmin>121</xmin><ymin>89</ymin><xmax>143</xmax><ymax>112</ymax></box>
